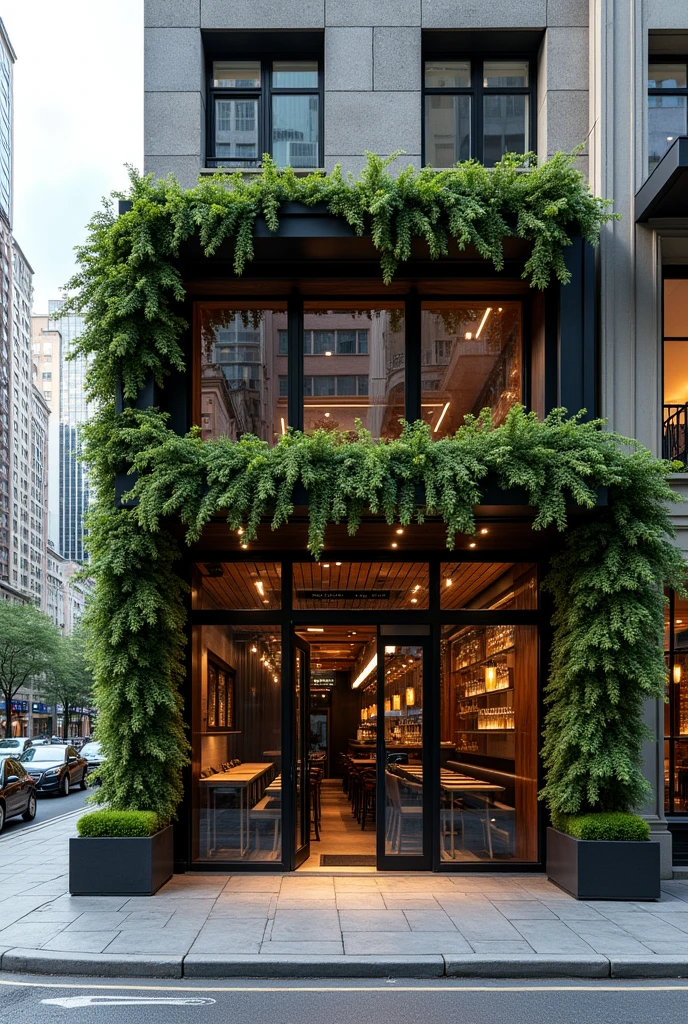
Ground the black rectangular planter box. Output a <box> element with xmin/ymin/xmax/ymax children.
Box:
<box><xmin>69</xmin><ymin>826</ymin><xmax>174</xmax><ymax>896</ymax></box>
<box><xmin>546</xmin><ymin>827</ymin><xmax>661</xmax><ymax>900</ymax></box>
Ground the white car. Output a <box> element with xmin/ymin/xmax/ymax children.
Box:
<box><xmin>0</xmin><ymin>737</ymin><xmax>33</xmax><ymax>755</ymax></box>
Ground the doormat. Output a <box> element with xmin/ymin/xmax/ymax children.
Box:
<box><xmin>320</xmin><ymin>854</ymin><xmax>377</xmax><ymax>867</ymax></box>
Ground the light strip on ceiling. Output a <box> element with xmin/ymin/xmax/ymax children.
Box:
<box><xmin>352</xmin><ymin>654</ymin><xmax>377</xmax><ymax>689</ymax></box>
<box><xmin>475</xmin><ymin>307</ymin><xmax>492</xmax><ymax>338</ymax></box>
<box><xmin>433</xmin><ymin>401</ymin><xmax>451</xmax><ymax>433</ymax></box>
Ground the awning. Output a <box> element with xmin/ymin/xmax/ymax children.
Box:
<box><xmin>636</xmin><ymin>136</ymin><xmax>688</xmax><ymax>222</ymax></box>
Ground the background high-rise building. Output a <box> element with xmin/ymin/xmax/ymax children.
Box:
<box><xmin>48</xmin><ymin>299</ymin><xmax>89</xmax><ymax>562</ymax></box>
<box><xmin>0</xmin><ymin>20</ymin><xmax>14</xmax><ymax>599</ymax></box>
<box><xmin>30</xmin><ymin>314</ymin><xmax>60</xmax><ymax>546</ymax></box>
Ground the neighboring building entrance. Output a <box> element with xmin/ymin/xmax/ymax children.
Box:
<box><xmin>188</xmin><ymin>556</ymin><xmax>542</xmax><ymax>872</ymax></box>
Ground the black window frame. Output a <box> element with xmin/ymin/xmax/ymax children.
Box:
<box><xmin>665</xmin><ymin>588</ymin><xmax>688</xmax><ymax>817</ymax></box>
<box><xmin>422</xmin><ymin>54</ymin><xmax>537</xmax><ymax>167</ymax></box>
<box><xmin>648</xmin><ymin>56</ymin><xmax>688</xmax><ymax>175</ymax></box>
<box><xmin>207</xmin><ymin>57</ymin><xmax>324</xmax><ymax>171</ymax></box>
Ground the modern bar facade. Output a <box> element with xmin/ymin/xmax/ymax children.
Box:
<box><xmin>133</xmin><ymin>214</ymin><xmax>597</xmax><ymax>873</ymax></box>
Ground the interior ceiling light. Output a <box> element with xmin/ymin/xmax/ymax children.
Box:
<box><xmin>280</xmin><ymin>417</ymin><xmax>287</xmax><ymax>436</ymax></box>
<box><xmin>255</xmin><ymin>580</ymin><xmax>265</xmax><ymax>596</ymax></box>
<box><xmin>391</xmin><ymin>542</ymin><xmax>398</xmax><ymax>549</ymax></box>
<box><xmin>445</xmin><ymin>578</ymin><xmax>453</xmax><ymax>587</ymax></box>
<box><xmin>469</xmin><ymin>542</ymin><xmax>476</xmax><ymax>548</ymax></box>
<box><xmin>336</xmin><ymin>561</ymin><xmax>342</xmax><ymax>566</ymax></box>
<box><xmin>323</xmin><ymin>564</ymin><xmax>330</xmax><ymax>569</ymax></box>
<box><xmin>352</xmin><ymin>654</ymin><xmax>377</xmax><ymax>689</ymax></box>
<box><xmin>396</xmin><ymin>528</ymin><xmax>404</xmax><ymax>535</ymax></box>
<box><xmin>434</xmin><ymin>401</ymin><xmax>450</xmax><ymax>433</ymax></box>
<box><xmin>464</xmin><ymin>331</ymin><xmax>473</xmax><ymax>340</ymax></box>
<box><xmin>251</xmin><ymin>645</ymin><xmax>257</xmax><ymax>654</ymax></box>
<box><xmin>480</xmin><ymin>527</ymin><xmax>489</xmax><ymax>535</ymax></box>
<box><xmin>411</xmin><ymin>597</ymin><xmax>418</xmax><ymax>604</ymax></box>
<box><xmin>240</xmin><ymin>543</ymin><xmax>249</xmax><ymax>549</ymax></box>
<box><xmin>237</xmin><ymin>527</ymin><xmax>244</xmax><ymax>535</ymax></box>
<box><xmin>307</xmin><ymin>627</ymin><xmax>324</xmax><ymax>632</ymax></box>
<box><xmin>475</xmin><ymin>307</ymin><xmax>492</xmax><ymax>338</ymax></box>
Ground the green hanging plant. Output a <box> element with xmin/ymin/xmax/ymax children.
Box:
<box><xmin>67</xmin><ymin>151</ymin><xmax>681</xmax><ymax>826</ymax></box>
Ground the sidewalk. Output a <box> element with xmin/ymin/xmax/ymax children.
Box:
<box><xmin>2</xmin><ymin>811</ymin><xmax>688</xmax><ymax>979</ymax></box>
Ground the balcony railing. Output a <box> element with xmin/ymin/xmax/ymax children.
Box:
<box><xmin>663</xmin><ymin>403</ymin><xmax>688</xmax><ymax>464</ymax></box>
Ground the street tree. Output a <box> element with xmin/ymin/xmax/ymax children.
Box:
<box><xmin>0</xmin><ymin>603</ymin><xmax>61</xmax><ymax>738</ymax></box>
<box><xmin>41</xmin><ymin>625</ymin><xmax>93</xmax><ymax>740</ymax></box>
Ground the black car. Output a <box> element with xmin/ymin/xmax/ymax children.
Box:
<box><xmin>0</xmin><ymin>757</ymin><xmax>36</xmax><ymax>832</ymax></box>
<box><xmin>20</xmin><ymin>744</ymin><xmax>88</xmax><ymax>796</ymax></box>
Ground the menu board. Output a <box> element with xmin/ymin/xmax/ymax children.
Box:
<box><xmin>206</xmin><ymin>654</ymin><xmax>235</xmax><ymax>731</ymax></box>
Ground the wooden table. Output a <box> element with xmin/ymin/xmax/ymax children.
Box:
<box><xmin>395</xmin><ymin>765</ymin><xmax>505</xmax><ymax>859</ymax></box>
<box><xmin>199</xmin><ymin>763</ymin><xmax>274</xmax><ymax>856</ymax></box>
<box><xmin>350</xmin><ymin>758</ymin><xmax>377</xmax><ymax>767</ymax></box>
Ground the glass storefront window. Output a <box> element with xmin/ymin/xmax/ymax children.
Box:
<box><xmin>192</xmin><ymin>562</ymin><xmax>282</xmax><ymax>610</ymax></box>
<box><xmin>192</xmin><ymin>625</ymin><xmax>282</xmax><ymax>863</ymax></box>
<box><xmin>441</xmin><ymin>562</ymin><xmax>537</xmax><ymax>610</ymax></box>
<box><xmin>303</xmin><ymin>304</ymin><xmax>404</xmax><ymax>438</ymax></box>
<box><xmin>421</xmin><ymin>301</ymin><xmax>522</xmax><ymax>436</ymax></box>
<box><xmin>648</xmin><ymin>64</ymin><xmax>688</xmax><ymax>173</ymax></box>
<box><xmin>665</xmin><ymin>590</ymin><xmax>688</xmax><ymax>815</ymax></box>
<box><xmin>383</xmin><ymin>644</ymin><xmax>425</xmax><ymax>857</ymax></box>
<box><xmin>293</xmin><ymin>562</ymin><xmax>429</xmax><ymax>609</ymax></box>
<box><xmin>662</xmin><ymin>279</ymin><xmax>688</xmax><ymax>463</ymax></box>
<box><xmin>439</xmin><ymin>623</ymin><xmax>538</xmax><ymax>861</ymax></box>
<box><xmin>198</xmin><ymin>303</ymin><xmax>288</xmax><ymax>444</ymax></box>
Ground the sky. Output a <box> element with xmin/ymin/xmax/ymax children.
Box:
<box><xmin>4</xmin><ymin>0</ymin><xmax>144</xmax><ymax>313</ymax></box>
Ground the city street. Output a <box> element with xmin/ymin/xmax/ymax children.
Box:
<box><xmin>1</xmin><ymin>976</ymin><xmax>688</xmax><ymax>1024</ymax></box>
<box><xmin>1</xmin><ymin>786</ymin><xmax>89</xmax><ymax>838</ymax></box>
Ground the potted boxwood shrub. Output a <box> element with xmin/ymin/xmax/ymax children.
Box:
<box><xmin>70</xmin><ymin>810</ymin><xmax>173</xmax><ymax>896</ymax></box>
<box><xmin>546</xmin><ymin>811</ymin><xmax>660</xmax><ymax>900</ymax></box>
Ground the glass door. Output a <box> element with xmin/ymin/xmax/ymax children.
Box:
<box><xmin>293</xmin><ymin>634</ymin><xmax>311</xmax><ymax>868</ymax></box>
<box><xmin>376</xmin><ymin>634</ymin><xmax>432</xmax><ymax>870</ymax></box>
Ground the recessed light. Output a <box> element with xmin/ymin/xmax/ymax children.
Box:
<box><xmin>465</xmin><ymin>331</ymin><xmax>472</xmax><ymax>340</ymax></box>
<box><xmin>240</xmin><ymin>543</ymin><xmax>249</xmax><ymax>549</ymax></box>
<box><xmin>237</xmin><ymin>527</ymin><xmax>244</xmax><ymax>535</ymax></box>
<box><xmin>480</xmin><ymin>528</ymin><xmax>488</xmax><ymax>535</ymax></box>
<box><xmin>396</xmin><ymin>528</ymin><xmax>404</xmax><ymax>535</ymax></box>
<box><xmin>445</xmin><ymin>578</ymin><xmax>453</xmax><ymax>587</ymax></box>
<box><xmin>307</xmin><ymin>628</ymin><xmax>324</xmax><ymax>632</ymax></box>
<box><xmin>323</xmin><ymin>563</ymin><xmax>330</xmax><ymax>568</ymax></box>
<box><xmin>411</xmin><ymin>597</ymin><xmax>418</xmax><ymax>604</ymax></box>
<box><xmin>469</xmin><ymin>542</ymin><xmax>476</xmax><ymax>548</ymax></box>
<box><xmin>677</xmin><ymin>620</ymin><xmax>684</xmax><ymax>625</ymax></box>
<box><xmin>391</xmin><ymin>542</ymin><xmax>398</xmax><ymax>548</ymax></box>
<box><xmin>325</xmin><ymin>350</ymin><xmax>332</xmax><ymax>356</ymax></box>
<box><xmin>335</xmin><ymin>561</ymin><xmax>342</xmax><ymax>566</ymax></box>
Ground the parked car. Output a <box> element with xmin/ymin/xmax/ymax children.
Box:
<box><xmin>20</xmin><ymin>744</ymin><xmax>87</xmax><ymax>797</ymax></box>
<box><xmin>31</xmin><ymin>737</ymin><xmax>50</xmax><ymax>745</ymax></box>
<box><xmin>0</xmin><ymin>737</ymin><xmax>32</xmax><ymax>755</ymax></box>
<box><xmin>0</xmin><ymin>757</ymin><xmax>36</xmax><ymax>832</ymax></box>
<box><xmin>79</xmin><ymin>741</ymin><xmax>104</xmax><ymax>780</ymax></box>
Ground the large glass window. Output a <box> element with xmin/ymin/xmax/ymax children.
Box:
<box><xmin>424</xmin><ymin>59</ymin><xmax>532</xmax><ymax>167</ymax></box>
<box><xmin>421</xmin><ymin>301</ymin><xmax>522</xmax><ymax>435</ymax></box>
<box><xmin>208</xmin><ymin>60</ymin><xmax>321</xmax><ymax>169</ymax></box>
<box><xmin>302</xmin><ymin>304</ymin><xmax>404</xmax><ymax>438</ymax></box>
<box><xmin>439</xmin><ymin>620</ymin><xmax>538</xmax><ymax>861</ymax></box>
<box><xmin>198</xmin><ymin>303</ymin><xmax>287</xmax><ymax>444</ymax></box>
<box><xmin>293</xmin><ymin>562</ymin><xmax>429</xmax><ymax>610</ymax></box>
<box><xmin>662</xmin><ymin>278</ymin><xmax>688</xmax><ymax>464</ymax></box>
<box><xmin>192</xmin><ymin>562</ymin><xmax>282</xmax><ymax>610</ymax></box>
<box><xmin>192</xmin><ymin>625</ymin><xmax>282</xmax><ymax>863</ymax></box>
<box><xmin>648</xmin><ymin>63</ymin><xmax>688</xmax><ymax>174</ymax></box>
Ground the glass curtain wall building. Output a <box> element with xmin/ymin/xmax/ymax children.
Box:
<box><xmin>48</xmin><ymin>300</ymin><xmax>90</xmax><ymax>563</ymax></box>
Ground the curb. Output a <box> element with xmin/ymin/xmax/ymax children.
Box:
<box><xmin>1</xmin><ymin>948</ymin><xmax>688</xmax><ymax>980</ymax></box>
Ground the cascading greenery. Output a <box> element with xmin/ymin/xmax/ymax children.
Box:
<box><xmin>67</xmin><ymin>151</ymin><xmax>682</xmax><ymax>825</ymax></box>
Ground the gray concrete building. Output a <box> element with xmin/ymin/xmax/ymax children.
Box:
<box><xmin>143</xmin><ymin>1</ymin><xmax>688</xmax><ymax>875</ymax></box>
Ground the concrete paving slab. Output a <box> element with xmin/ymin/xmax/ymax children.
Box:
<box><xmin>271</xmin><ymin>908</ymin><xmax>341</xmax><ymax>942</ymax></box>
<box><xmin>63</xmin><ymin>912</ymin><xmax>132</xmax><ymax>931</ymax></box>
<box><xmin>511</xmin><ymin>920</ymin><xmax>598</xmax><ymax>954</ymax></box>
<box><xmin>343</xmin><ymin>930</ymin><xmax>472</xmax><ymax>954</ymax></box>
<box><xmin>335</xmin><ymin>894</ymin><xmax>386</xmax><ymax>909</ymax></box>
<box><xmin>403</xmin><ymin>910</ymin><xmax>458</xmax><ymax>932</ymax></box>
<box><xmin>469</xmin><ymin>940</ymin><xmax>535</xmax><ymax>954</ymax></box>
<box><xmin>338</xmin><ymin>910</ymin><xmax>409</xmax><ymax>932</ymax></box>
<box><xmin>490</xmin><ymin>901</ymin><xmax>560</xmax><ymax>920</ymax></box>
<box><xmin>41</xmin><ymin>931</ymin><xmax>121</xmax><ymax>954</ymax></box>
<box><xmin>105</xmin><ymin>930</ymin><xmax>202</xmax><ymax>955</ymax></box>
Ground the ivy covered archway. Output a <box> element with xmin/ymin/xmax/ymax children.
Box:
<box><xmin>65</xmin><ymin>153</ymin><xmax>685</xmax><ymax>826</ymax></box>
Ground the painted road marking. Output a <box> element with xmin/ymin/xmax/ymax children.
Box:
<box><xmin>0</xmin><ymin>979</ymin><xmax>685</xmax><ymax>994</ymax></box>
<box><xmin>42</xmin><ymin>997</ymin><xmax>216</xmax><ymax>1008</ymax></box>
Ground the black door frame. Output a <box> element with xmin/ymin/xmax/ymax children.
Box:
<box><xmin>291</xmin><ymin>631</ymin><xmax>311</xmax><ymax>869</ymax></box>
<box><xmin>376</xmin><ymin>629</ymin><xmax>434</xmax><ymax>871</ymax></box>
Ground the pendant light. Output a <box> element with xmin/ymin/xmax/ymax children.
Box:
<box><xmin>674</xmin><ymin>663</ymin><xmax>682</xmax><ymax>685</ymax></box>
<box><xmin>384</xmin><ymin>698</ymin><xmax>391</xmax><ymax>713</ymax></box>
<box><xmin>405</xmin><ymin>687</ymin><xmax>415</xmax><ymax>707</ymax></box>
<box><xmin>484</xmin><ymin>660</ymin><xmax>497</xmax><ymax>691</ymax></box>
<box><xmin>361</xmin><ymin>707</ymin><xmax>368</xmax><ymax>721</ymax></box>
<box><xmin>392</xmin><ymin>693</ymin><xmax>401</xmax><ymax>711</ymax></box>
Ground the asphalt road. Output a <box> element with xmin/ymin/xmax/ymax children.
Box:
<box><xmin>1</xmin><ymin>784</ymin><xmax>90</xmax><ymax>837</ymax></box>
<box><xmin>0</xmin><ymin>976</ymin><xmax>687</xmax><ymax>1024</ymax></box>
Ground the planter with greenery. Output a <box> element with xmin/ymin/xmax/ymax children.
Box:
<box><xmin>546</xmin><ymin>813</ymin><xmax>660</xmax><ymax>900</ymax></box>
<box><xmin>70</xmin><ymin>810</ymin><xmax>173</xmax><ymax>895</ymax></box>
<box><xmin>61</xmin><ymin>152</ymin><xmax>685</xmax><ymax>891</ymax></box>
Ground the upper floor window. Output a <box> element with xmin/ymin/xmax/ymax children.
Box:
<box><xmin>648</xmin><ymin>63</ymin><xmax>688</xmax><ymax>173</ymax></box>
<box><xmin>423</xmin><ymin>59</ymin><xmax>533</xmax><ymax>167</ymax></box>
<box><xmin>208</xmin><ymin>60</ymin><xmax>321</xmax><ymax>170</ymax></box>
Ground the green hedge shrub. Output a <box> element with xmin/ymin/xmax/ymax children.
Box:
<box><xmin>77</xmin><ymin>810</ymin><xmax>161</xmax><ymax>838</ymax></box>
<box><xmin>552</xmin><ymin>811</ymin><xmax>650</xmax><ymax>841</ymax></box>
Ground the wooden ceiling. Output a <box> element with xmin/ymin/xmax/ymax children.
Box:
<box><xmin>295</xmin><ymin>625</ymin><xmax>375</xmax><ymax>673</ymax></box>
<box><xmin>194</xmin><ymin>559</ymin><xmax>536</xmax><ymax>611</ymax></box>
